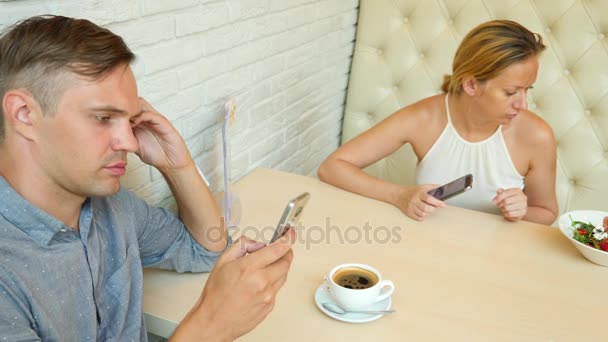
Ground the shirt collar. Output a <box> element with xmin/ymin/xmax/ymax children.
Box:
<box><xmin>0</xmin><ymin>176</ymin><xmax>71</xmax><ymax>245</ymax></box>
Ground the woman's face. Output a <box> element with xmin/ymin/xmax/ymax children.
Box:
<box><xmin>474</xmin><ymin>56</ymin><xmax>539</xmax><ymax>125</ymax></box>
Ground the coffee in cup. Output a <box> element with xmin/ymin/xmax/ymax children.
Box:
<box><xmin>332</xmin><ymin>266</ymin><xmax>378</xmax><ymax>289</ymax></box>
<box><xmin>326</xmin><ymin>263</ymin><xmax>394</xmax><ymax>310</ymax></box>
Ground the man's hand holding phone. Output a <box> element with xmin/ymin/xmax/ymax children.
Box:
<box><xmin>172</xmin><ymin>193</ymin><xmax>310</xmax><ymax>340</ymax></box>
<box><xmin>171</xmin><ymin>230</ymin><xmax>296</xmax><ymax>341</ymax></box>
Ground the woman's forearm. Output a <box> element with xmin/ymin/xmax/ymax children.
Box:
<box><xmin>318</xmin><ymin>158</ymin><xmax>405</xmax><ymax>208</ymax></box>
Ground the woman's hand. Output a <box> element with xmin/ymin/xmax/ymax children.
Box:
<box><xmin>395</xmin><ymin>184</ymin><xmax>446</xmax><ymax>221</ymax></box>
<box><xmin>493</xmin><ymin>188</ymin><xmax>528</xmax><ymax>221</ymax></box>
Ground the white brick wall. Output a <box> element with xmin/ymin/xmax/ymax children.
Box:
<box><xmin>0</xmin><ymin>0</ymin><xmax>359</xmax><ymax>207</ymax></box>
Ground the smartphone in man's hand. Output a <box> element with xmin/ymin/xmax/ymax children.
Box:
<box><xmin>270</xmin><ymin>192</ymin><xmax>310</xmax><ymax>243</ymax></box>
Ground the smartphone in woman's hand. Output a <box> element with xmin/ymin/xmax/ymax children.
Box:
<box><xmin>427</xmin><ymin>174</ymin><xmax>473</xmax><ymax>201</ymax></box>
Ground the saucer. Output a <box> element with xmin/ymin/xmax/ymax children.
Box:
<box><xmin>314</xmin><ymin>283</ymin><xmax>392</xmax><ymax>323</ymax></box>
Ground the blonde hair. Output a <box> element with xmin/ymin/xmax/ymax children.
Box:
<box><xmin>442</xmin><ymin>20</ymin><xmax>545</xmax><ymax>95</ymax></box>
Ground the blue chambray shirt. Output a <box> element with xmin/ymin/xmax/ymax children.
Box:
<box><xmin>0</xmin><ymin>177</ymin><xmax>228</xmax><ymax>341</ymax></box>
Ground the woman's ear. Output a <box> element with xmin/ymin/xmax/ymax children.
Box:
<box><xmin>462</xmin><ymin>76</ymin><xmax>480</xmax><ymax>97</ymax></box>
<box><xmin>2</xmin><ymin>89</ymin><xmax>40</xmax><ymax>141</ymax></box>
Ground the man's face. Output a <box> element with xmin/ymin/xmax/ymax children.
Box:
<box><xmin>33</xmin><ymin>65</ymin><xmax>141</xmax><ymax>198</ymax></box>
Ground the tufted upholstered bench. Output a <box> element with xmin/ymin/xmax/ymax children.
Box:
<box><xmin>342</xmin><ymin>0</ymin><xmax>608</xmax><ymax>217</ymax></box>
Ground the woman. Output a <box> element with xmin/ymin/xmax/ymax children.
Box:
<box><xmin>318</xmin><ymin>20</ymin><xmax>558</xmax><ymax>225</ymax></box>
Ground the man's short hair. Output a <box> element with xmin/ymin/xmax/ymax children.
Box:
<box><xmin>0</xmin><ymin>15</ymin><xmax>136</xmax><ymax>142</ymax></box>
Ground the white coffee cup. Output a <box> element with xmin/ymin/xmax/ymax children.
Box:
<box><xmin>326</xmin><ymin>263</ymin><xmax>395</xmax><ymax>310</ymax></box>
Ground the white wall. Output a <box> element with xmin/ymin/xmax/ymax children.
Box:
<box><xmin>0</xmin><ymin>0</ymin><xmax>358</xmax><ymax>208</ymax></box>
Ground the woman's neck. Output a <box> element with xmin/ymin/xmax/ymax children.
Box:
<box><xmin>448</xmin><ymin>93</ymin><xmax>500</xmax><ymax>142</ymax></box>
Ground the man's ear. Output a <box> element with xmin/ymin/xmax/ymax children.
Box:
<box><xmin>462</xmin><ymin>76</ymin><xmax>481</xmax><ymax>97</ymax></box>
<box><xmin>2</xmin><ymin>89</ymin><xmax>40</xmax><ymax>141</ymax></box>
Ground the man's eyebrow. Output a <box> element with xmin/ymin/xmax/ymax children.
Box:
<box><xmin>89</xmin><ymin>106</ymin><xmax>144</xmax><ymax>117</ymax></box>
<box><xmin>89</xmin><ymin>106</ymin><xmax>126</xmax><ymax>113</ymax></box>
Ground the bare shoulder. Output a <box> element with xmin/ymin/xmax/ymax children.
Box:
<box><xmin>386</xmin><ymin>94</ymin><xmax>446</xmax><ymax>153</ymax></box>
<box><xmin>392</xmin><ymin>94</ymin><xmax>446</xmax><ymax>127</ymax></box>
<box><xmin>512</xmin><ymin>110</ymin><xmax>556</xmax><ymax>150</ymax></box>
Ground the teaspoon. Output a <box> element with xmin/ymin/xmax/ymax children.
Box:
<box><xmin>322</xmin><ymin>302</ymin><xmax>395</xmax><ymax>315</ymax></box>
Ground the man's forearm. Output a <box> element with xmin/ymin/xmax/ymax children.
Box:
<box><xmin>162</xmin><ymin>162</ymin><xmax>227</xmax><ymax>252</ymax></box>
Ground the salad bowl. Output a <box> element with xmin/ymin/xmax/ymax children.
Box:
<box><xmin>557</xmin><ymin>210</ymin><xmax>608</xmax><ymax>267</ymax></box>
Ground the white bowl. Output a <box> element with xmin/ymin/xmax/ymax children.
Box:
<box><xmin>557</xmin><ymin>210</ymin><xmax>608</xmax><ymax>267</ymax></box>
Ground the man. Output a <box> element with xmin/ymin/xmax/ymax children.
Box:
<box><xmin>0</xmin><ymin>15</ymin><xmax>295</xmax><ymax>341</ymax></box>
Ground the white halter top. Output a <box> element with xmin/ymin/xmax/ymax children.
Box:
<box><xmin>415</xmin><ymin>95</ymin><xmax>524</xmax><ymax>215</ymax></box>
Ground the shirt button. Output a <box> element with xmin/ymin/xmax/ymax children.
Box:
<box><xmin>59</xmin><ymin>228</ymin><xmax>68</xmax><ymax>233</ymax></box>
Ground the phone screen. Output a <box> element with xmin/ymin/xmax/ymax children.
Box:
<box><xmin>270</xmin><ymin>192</ymin><xmax>310</xmax><ymax>242</ymax></box>
<box><xmin>427</xmin><ymin>174</ymin><xmax>473</xmax><ymax>201</ymax></box>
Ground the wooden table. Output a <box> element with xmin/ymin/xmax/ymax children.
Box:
<box><xmin>143</xmin><ymin>168</ymin><xmax>607</xmax><ymax>341</ymax></box>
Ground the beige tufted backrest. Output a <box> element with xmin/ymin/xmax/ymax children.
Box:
<box><xmin>343</xmin><ymin>0</ymin><xmax>608</xmax><ymax>215</ymax></box>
